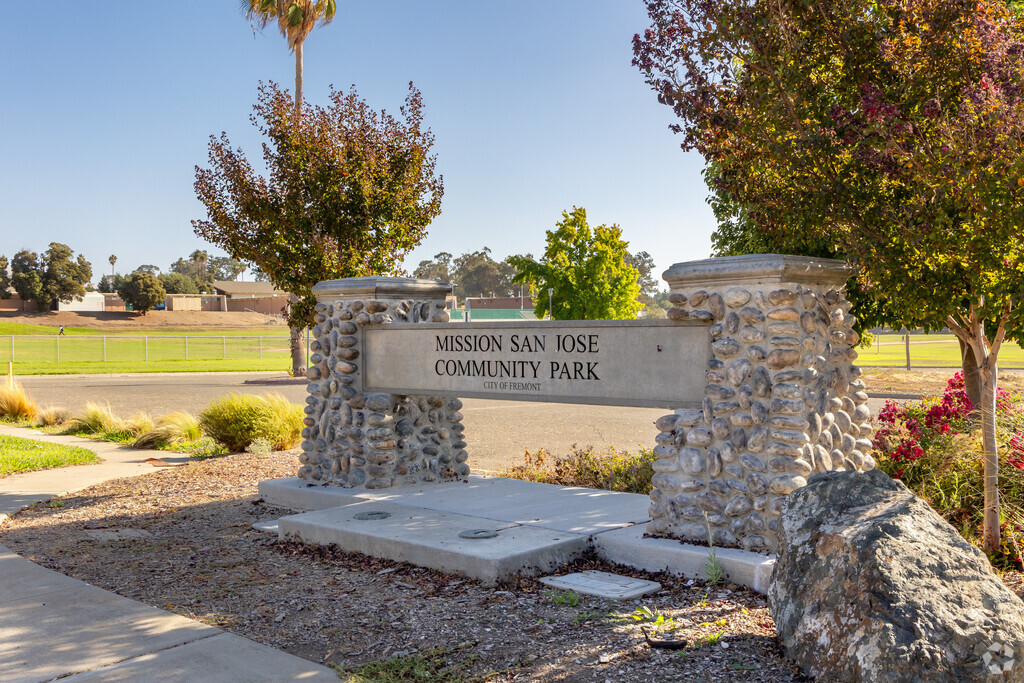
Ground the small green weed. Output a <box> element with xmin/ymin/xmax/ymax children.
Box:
<box><xmin>625</xmin><ymin>605</ymin><xmax>677</xmax><ymax>633</ymax></box>
<box><xmin>544</xmin><ymin>589</ymin><xmax>581</xmax><ymax>607</ymax></box>
<box><xmin>245</xmin><ymin>436</ymin><xmax>274</xmax><ymax>456</ymax></box>
<box><xmin>572</xmin><ymin>611</ymin><xmax>598</xmax><ymax>626</ymax></box>
<box><xmin>703</xmin><ymin>513</ymin><xmax>726</xmax><ymax>586</ymax></box>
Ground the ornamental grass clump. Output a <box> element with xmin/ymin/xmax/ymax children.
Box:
<box><xmin>65</xmin><ymin>402</ymin><xmax>124</xmax><ymax>436</ymax></box>
<box><xmin>132</xmin><ymin>411</ymin><xmax>203</xmax><ymax>449</ymax></box>
<box><xmin>0</xmin><ymin>381</ymin><xmax>38</xmax><ymax>421</ymax></box>
<box><xmin>873</xmin><ymin>373</ymin><xmax>1024</xmax><ymax>569</ymax></box>
<box><xmin>501</xmin><ymin>445</ymin><xmax>656</xmax><ymax>494</ymax></box>
<box><xmin>199</xmin><ymin>393</ymin><xmax>302</xmax><ymax>453</ymax></box>
<box><xmin>35</xmin><ymin>406</ymin><xmax>70</xmax><ymax>427</ymax></box>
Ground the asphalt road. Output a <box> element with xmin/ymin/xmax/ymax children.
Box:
<box><xmin>14</xmin><ymin>372</ymin><xmax>665</xmax><ymax>473</ymax></box>
<box><xmin>14</xmin><ymin>372</ymin><xmax>892</xmax><ymax>473</ymax></box>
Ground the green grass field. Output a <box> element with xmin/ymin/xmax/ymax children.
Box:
<box><xmin>862</xmin><ymin>334</ymin><xmax>1024</xmax><ymax>368</ymax></box>
<box><xmin>0</xmin><ymin>322</ymin><xmax>295</xmax><ymax>374</ymax></box>
<box><xmin>4</xmin><ymin>321</ymin><xmax>1024</xmax><ymax>374</ymax></box>
<box><xmin>0</xmin><ymin>434</ymin><xmax>98</xmax><ymax>476</ymax></box>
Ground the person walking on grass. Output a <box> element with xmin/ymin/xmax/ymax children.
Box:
<box><xmin>58</xmin><ymin>326</ymin><xmax>65</xmax><ymax>336</ymax></box>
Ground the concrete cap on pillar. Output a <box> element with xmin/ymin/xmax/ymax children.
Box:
<box><xmin>663</xmin><ymin>254</ymin><xmax>853</xmax><ymax>289</ymax></box>
<box><xmin>312</xmin><ymin>276</ymin><xmax>453</xmax><ymax>299</ymax></box>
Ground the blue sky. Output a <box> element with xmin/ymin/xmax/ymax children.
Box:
<box><xmin>0</xmin><ymin>1</ymin><xmax>714</xmax><ymax>287</ymax></box>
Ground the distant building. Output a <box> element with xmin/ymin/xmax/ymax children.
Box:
<box><xmin>57</xmin><ymin>292</ymin><xmax>106</xmax><ymax>312</ymax></box>
<box><xmin>454</xmin><ymin>295</ymin><xmax>538</xmax><ymax>322</ymax></box>
<box><xmin>212</xmin><ymin>281</ymin><xmax>290</xmax><ymax>316</ymax></box>
<box><xmin>0</xmin><ymin>293</ymin><xmax>38</xmax><ymax>312</ymax></box>
<box><xmin>164</xmin><ymin>294</ymin><xmax>227</xmax><ymax>311</ymax></box>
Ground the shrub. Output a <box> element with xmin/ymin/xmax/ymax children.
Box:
<box><xmin>0</xmin><ymin>381</ymin><xmax>38</xmax><ymax>421</ymax></box>
<box><xmin>65</xmin><ymin>402</ymin><xmax>124</xmax><ymax>436</ymax></box>
<box><xmin>501</xmin><ymin>444</ymin><xmax>656</xmax><ymax>494</ymax></box>
<box><xmin>132</xmin><ymin>411</ymin><xmax>203</xmax><ymax>449</ymax></box>
<box><xmin>245</xmin><ymin>437</ymin><xmax>274</xmax><ymax>456</ymax></box>
<box><xmin>35</xmin><ymin>406</ymin><xmax>70</xmax><ymax>427</ymax></box>
<box><xmin>873</xmin><ymin>373</ymin><xmax>1024</xmax><ymax>569</ymax></box>
<box><xmin>199</xmin><ymin>393</ymin><xmax>302</xmax><ymax>453</ymax></box>
<box><xmin>112</xmin><ymin>411</ymin><xmax>155</xmax><ymax>441</ymax></box>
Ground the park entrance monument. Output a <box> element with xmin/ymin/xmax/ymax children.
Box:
<box><xmin>266</xmin><ymin>254</ymin><xmax>875</xmax><ymax>585</ymax></box>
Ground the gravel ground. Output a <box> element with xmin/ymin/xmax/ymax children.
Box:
<box><xmin>0</xmin><ymin>451</ymin><xmax>810</xmax><ymax>681</ymax></box>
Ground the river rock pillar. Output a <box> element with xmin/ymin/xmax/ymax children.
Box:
<box><xmin>649</xmin><ymin>255</ymin><xmax>874</xmax><ymax>554</ymax></box>
<box><xmin>298</xmin><ymin>277</ymin><xmax>468</xmax><ymax>489</ymax></box>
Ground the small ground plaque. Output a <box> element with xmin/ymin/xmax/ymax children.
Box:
<box><xmin>538</xmin><ymin>570</ymin><xmax>661</xmax><ymax>599</ymax></box>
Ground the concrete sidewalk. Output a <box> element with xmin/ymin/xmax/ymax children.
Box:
<box><xmin>0</xmin><ymin>425</ymin><xmax>337</xmax><ymax>681</ymax></box>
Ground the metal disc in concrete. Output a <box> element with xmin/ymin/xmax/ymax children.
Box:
<box><xmin>538</xmin><ymin>570</ymin><xmax>661</xmax><ymax>599</ymax></box>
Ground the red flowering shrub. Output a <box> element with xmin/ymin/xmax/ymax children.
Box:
<box><xmin>872</xmin><ymin>372</ymin><xmax>1024</xmax><ymax>569</ymax></box>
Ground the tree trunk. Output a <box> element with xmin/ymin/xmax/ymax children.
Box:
<box><xmin>980</xmin><ymin>362</ymin><xmax>1001</xmax><ymax>552</ymax></box>
<box><xmin>958</xmin><ymin>338</ymin><xmax>984</xmax><ymax>411</ymax></box>
<box><xmin>293</xmin><ymin>42</ymin><xmax>303</xmax><ymax>126</ymax></box>
<box><xmin>288</xmin><ymin>43</ymin><xmax>304</xmax><ymax>378</ymax></box>
<box><xmin>289</xmin><ymin>324</ymin><xmax>305</xmax><ymax>377</ymax></box>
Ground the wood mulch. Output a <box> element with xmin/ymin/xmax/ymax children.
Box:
<box><xmin>0</xmin><ymin>451</ymin><xmax>808</xmax><ymax>681</ymax></box>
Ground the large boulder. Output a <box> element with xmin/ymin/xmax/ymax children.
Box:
<box><xmin>769</xmin><ymin>469</ymin><xmax>1024</xmax><ymax>682</ymax></box>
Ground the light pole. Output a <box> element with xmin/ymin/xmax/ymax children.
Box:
<box><xmin>547</xmin><ymin>288</ymin><xmax>554</xmax><ymax>321</ymax></box>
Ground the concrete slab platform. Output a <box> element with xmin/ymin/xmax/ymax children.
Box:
<box><xmin>539</xmin><ymin>571</ymin><xmax>661</xmax><ymax>599</ymax></box>
<box><xmin>61</xmin><ymin>632</ymin><xmax>337</xmax><ymax>682</ymax></box>
<box><xmin>262</xmin><ymin>475</ymin><xmax>652</xmax><ymax>535</ymax></box>
<box><xmin>258</xmin><ymin>476</ymin><xmax>371</xmax><ymax>510</ymax></box>
<box><xmin>279</xmin><ymin>500</ymin><xmax>589</xmax><ymax>585</ymax></box>
<box><xmin>592</xmin><ymin>525</ymin><xmax>776</xmax><ymax>594</ymax></box>
<box><xmin>0</xmin><ymin>549</ymin><xmax>219</xmax><ymax>683</ymax></box>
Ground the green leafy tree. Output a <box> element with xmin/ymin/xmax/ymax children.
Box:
<box><xmin>244</xmin><ymin>0</ymin><xmax>336</xmax><ymax>126</ymax></box>
<box><xmin>626</xmin><ymin>250</ymin><xmax>666</xmax><ymax>319</ymax></box>
<box><xmin>10</xmin><ymin>250</ymin><xmax>44</xmax><ymax>305</ymax></box>
<box><xmin>508</xmin><ymin>207</ymin><xmax>642</xmax><ymax>320</ymax></box>
<box><xmin>135</xmin><ymin>264</ymin><xmax>160</xmax><ymax>276</ymax></box>
<box><xmin>42</xmin><ymin>243</ymin><xmax>92</xmax><ymax>306</ymax></box>
<box><xmin>8</xmin><ymin>244</ymin><xmax>91</xmax><ymax>309</ymax></box>
<box><xmin>0</xmin><ymin>256</ymin><xmax>10</xmax><ymax>299</ymax></box>
<box><xmin>414</xmin><ymin>252</ymin><xmax>453</xmax><ymax>283</ymax></box>
<box><xmin>634</xmin><ymin>0</ymin><xmax>1024</xmax><ymax>550</ymax></box>
<box><xmin>453</xmin><ymin>248</ymin><xmax>518</xmax><ymax>299</ymax></box>
<box><xmin>208</xmin><ymin>255</ymin><xmax>247</xmax><ymax>281</ymax></box>
<box><xmin>193</xmin><ymin>82</ymin><xmax>444</xmax><ymax>375</ymax></box>
<box><xmin>119</xmin><ymin>272</ymin><xmax>166</xmax><ymax>315</ymax></box>
<box><xmin>97</xmin><ymin>274</ymin><xmax>127</xmax><ymax>294</ymax></box>
<box><xmin>159</xmin><ymin>272</ymin><xmax>201</xmax><ymax>295</ymax></box>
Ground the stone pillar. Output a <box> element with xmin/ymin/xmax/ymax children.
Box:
<box><xmin>298</xmin><ymin>277</ymin><xmax>469</xmax><ymax>489</ymax></box>
<box><xmin>648</xmin><ymin>255</ymin><xmax>874</xmax><ymax>554</ymax></box>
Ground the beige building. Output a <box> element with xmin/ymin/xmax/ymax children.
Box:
<box><xmin>212</xmin><ymin>281</ymin><xmax>290</xmax><ymax>316</ymax></box>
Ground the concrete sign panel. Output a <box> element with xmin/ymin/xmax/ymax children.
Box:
<box><xmin>362</xmin><ymin>320</ymin><xmax>709</xmax><ymax>408</ymax></box>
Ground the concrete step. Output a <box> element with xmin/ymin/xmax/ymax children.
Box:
<box><xmin>261</xmin><ymin>474</ymin><xmax>652</xmax><ymax>534</ymax></box>
<box><xmin>278</xmin><ymin>500</ymin><xmax>589</xmax><ymax>585</ymax></box>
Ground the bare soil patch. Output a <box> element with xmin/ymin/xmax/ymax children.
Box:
<box><xmin>861</xmin><ymin>368</ymin><xmax>1024</xmax><ymax>397</ymax></box>
<box><xmin>0</xmin><ymin>310</ymin><xmax>283</xmax><ymax>329</ymax></box>
<box><xmin>0</xmin><ymin>451</ymin><xmax>808</xmax><ymax>681</ymax></box>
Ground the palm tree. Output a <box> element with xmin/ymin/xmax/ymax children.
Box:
<box><xmin>243</xmin><ymin>0</ymin><xmax>337</xmax><ymax>126</ymax></box>
<box><xmin>108</xmin><ymin>254</ymin><xmax>117</xmax><ymax>277</ymax></box>
<box><xmin>243</xmin><ymin>1</ymin><xmax>337</xmax><ymax>376</ymax></box>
